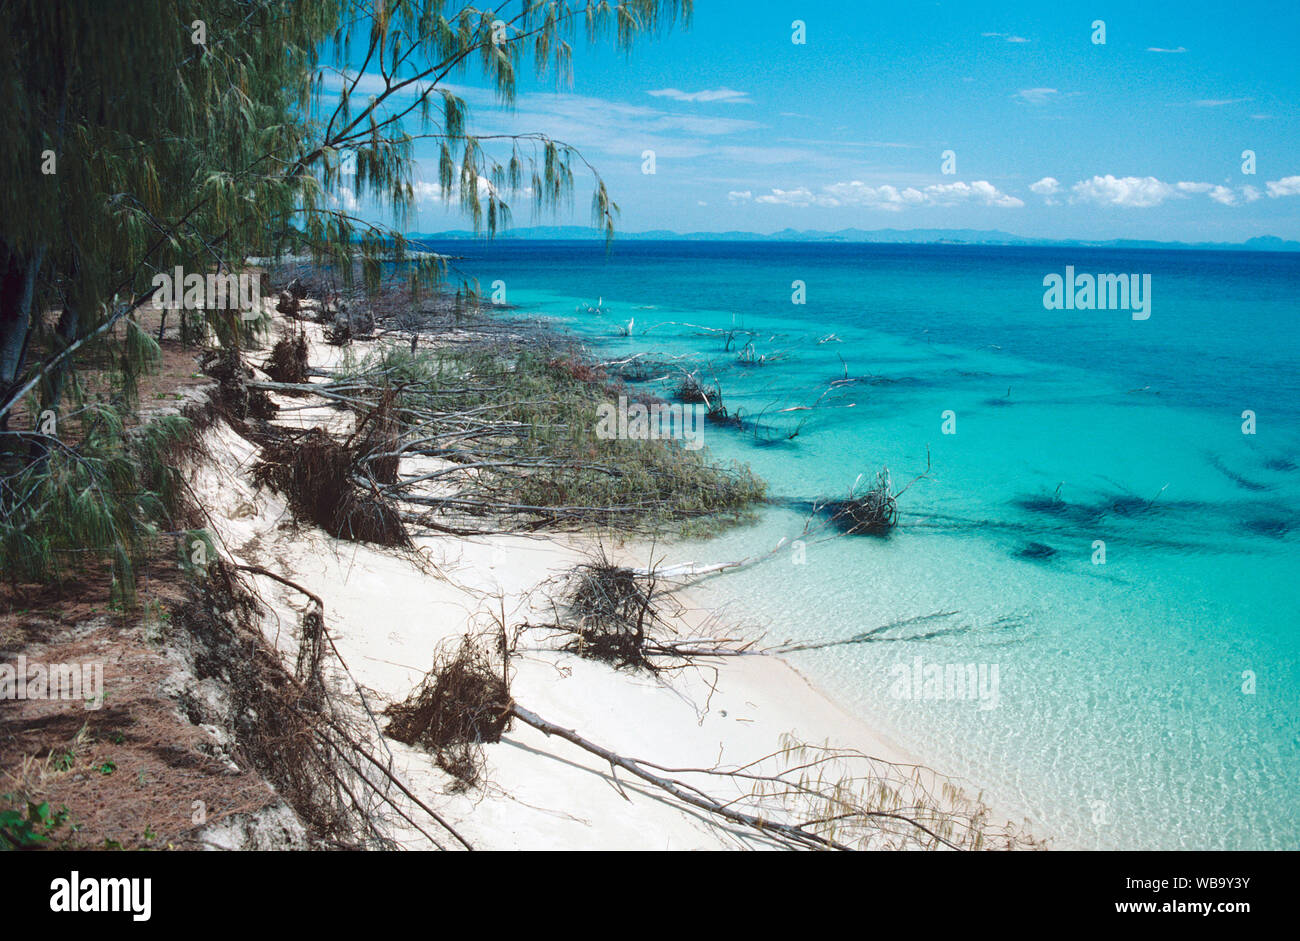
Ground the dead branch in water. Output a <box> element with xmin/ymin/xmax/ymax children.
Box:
<box><xmin>672</xmin><ymin>368</ymin><xmax>742</xmax><ymax>428</ymax></box>
<box><xmin>673</xmin><ymin>369</ymin><xmax>718</xmax><ymax>407</ymax></box>
<box><xmin>818</xmin><ymin>447</ymin><xmax>932</xmax><ymax>535</ymax></box>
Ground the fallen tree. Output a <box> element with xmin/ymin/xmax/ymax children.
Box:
<box><xmin>251</xmin><ymin>422</ymin><xmax>411</xmax><ymax>547</ymax></box>
<box><xmin>379</xmin><ymin>629</ymin><xmax>1040</xmax><ymax>850</ymax></box>
<box><xmin>384</xmin><ymin>635</ymin><xmax>511</xmax><ymax>788</ymax></box>
<box><xmin>255</xmin><ymin>341</ymin><xmax>766</xmax><ymax>537</ymax></box>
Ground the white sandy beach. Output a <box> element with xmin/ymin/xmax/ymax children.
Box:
<box><xmin>185</xmin><ymin>313</ymin><xmax>1035</xmax><ymax>850</ymax></box>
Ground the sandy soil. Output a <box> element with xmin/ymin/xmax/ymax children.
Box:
<box><xmin>182</xmin><ymin>314</ymin><xmax>1024</xmax><ymax>851</ymax></box>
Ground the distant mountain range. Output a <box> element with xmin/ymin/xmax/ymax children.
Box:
<box><xmin>407</xmin><ymin>225</ymin><xmax>1300</xmax><ymax>252</ymax></box>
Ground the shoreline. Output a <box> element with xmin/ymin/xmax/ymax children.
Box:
<box><xmin>662</xmin><ymin>567</ymin><xmax>1046</xmax><ymax>844</ymax></box>
<box><xmin>176</xmin><ymin>283</ymin><xmax>1047</xmax><ymax>849</ymax></box>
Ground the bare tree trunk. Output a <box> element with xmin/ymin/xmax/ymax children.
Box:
<box><xmin>508</xmin><ymin>703</ymin><xmax>848</xmax><ymax>850</ymax></box>
<box><xmin>0</xmin><ymin>242</ymin><xmax>46</xmax><ymax>434</ymax></box>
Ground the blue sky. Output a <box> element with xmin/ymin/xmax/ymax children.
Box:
<box><xmin>334</xmin><ymin>0</ymin><xmax>1300</xmax><ymax>241</ymax></box>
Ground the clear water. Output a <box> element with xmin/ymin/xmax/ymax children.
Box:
<box><xmin>419</xmin><ymin>239</ymin><xmax>1300</xmax><ymax>850</ymax></box>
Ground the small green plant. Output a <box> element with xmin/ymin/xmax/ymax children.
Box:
<box><xmin>0</xmin><ymin>798</ymin><xmax>70</xmax><ymax>849</ymax></box>
<box><xmin>142</xmin><ymin>598</ymin><xmax>172</xmax><ymax>644</ymax></box>
<box><xmin>98</xmin><ymin>760</ymin><xmax>117</xmax><ymax>776</ymax></box>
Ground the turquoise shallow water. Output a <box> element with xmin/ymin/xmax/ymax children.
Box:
<box><xmin>420</xmin><ymin>239</ymin><xmax>1300</xmax><ymax>850</ymax></box>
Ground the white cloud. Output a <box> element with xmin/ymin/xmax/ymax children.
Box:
<box><xmin>1192</xmin><ymin>97</ymin><xmax>1252</xmax><ymax>107</ymax></box>
<box><xmin>756</xmin><ymin>169</ymin><xmax>1300</xmax><ymax>214</ymax></box>
<box><xmin>1071</xmin><ymin>175</ymin><xmax>1178</xmax><ymax>208</ymax></box>
<box><xmin>1061</xmin><ymin>174</ymin><xmax>1282</xmax><ymax>208</ymax></box>
<box><xmin>1147</xmin><ymin>46</ymin><xmax>1187</xmax><ymax>53</ymax></box>
<box><xmin>982</xmin><ymin>32</ymin><xmax>1030</xmax><ymax>43</ymax></box>
<box><xmin>922</xmin><ymin>180</ymin><xmax>1024</xmax><ymax>208</ymax></box>
<box><xmin>1016</xmin><ymin>87</ymin><xmax>1058</xmax><ymax>105</ymax></box>
<box><xmin>751</xmin><ymin>179</ymin><xmax>1023</xmax><ymax>211</ymax></box>
<box><xmin>1030</xmin><ymin>176</ymin><xmax>1061</xmax><ymax>205</ymax></box>
<box><xmin>648</xmin><ymin>87</ymin><xmax>751</xmax><ymax>104</ymax></box>
<box><xmin>1267</xmin><ymin>176</ymin><xmax>1300</xmax><ymax>197</ymax></box>
<box><xmin>412</xmin><ymin>173</ymin><xmax>528</xmax><ymax>204</ymax></box>
<box><xmin>727</xmin><ymin>190</ymin><xmax>753</xmax><ymax>203</ymax></box>
<box><xmin>1172</xmin><ymin>181</ymin><xmax>1238</xmax><ymax>206</ymax></box>
<box><xmin>412</xmin><ymin>180</ymin><xmax>442</xmax><ymax>202</ymax></box>
<box><xmin>330</xmin><ymin>186</ymin><xmax>360</xmax><ymax>212</ymax></box>
<box><xmin>755</xmin><ymin>187</ymin><xmax>818</xmax><ymax>207</ymax></box>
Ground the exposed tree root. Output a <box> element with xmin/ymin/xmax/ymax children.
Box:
<box><xmin>251</xmin><ymin>426</ymin><xmax>410</xmax><ymax>547</ymax></box>
<box><xmin>262</xmin><ymin>330</ymin><xmax>311</xmax><ymax>386</ymax></box>
<box><xmin>383</xmin><ymin>634</ymin><xmax>512</xmax><ymax>788</ymax></box>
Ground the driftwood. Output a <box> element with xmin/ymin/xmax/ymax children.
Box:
<box><xmin>262</xmin><ymin>330</ymin><xmax>311</xmax><ymax>386</ymax></box>
<box><xmin>508</xmin><ymin>703</ymin><xmax>845</xmax><ymax>849</ymax></box>
<box><xmin>251</xmin><ymin>425</ymin><xmax>410</xmax><ymax>546</ymax></box>
<box><xmin>506</xmin><ymin>706</ymin><xmax>1036</xmax><ymax>850</ymax></box>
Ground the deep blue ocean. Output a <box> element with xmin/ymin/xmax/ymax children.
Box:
<box><xmin>418</xmin><ymin>238</ymin><xmax>1299</xmax><ymax>850</ymax></box>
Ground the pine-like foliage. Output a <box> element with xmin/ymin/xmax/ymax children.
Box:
<box><xmin>0</xmin><ymin>0</ymin><xmax>691</xmax><ymax>596</ymax></box>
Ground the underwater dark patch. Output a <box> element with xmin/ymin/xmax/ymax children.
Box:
<box><xmin>1243</xmin><ymin>518</ymin><xmax>1290</xmax><ymax>539</ymax></box>
<box><xmin>1015</xmin><ymin>495</ymin><xmax>1103</xmax><ymax>526</ymax></box>
<box><xmin>1015</xmin><ymin>541</ymin><xmax>1058</xmax><ymax>560</ymax></box>
<box><xmin>1208</xmin><ymin>455</ymin><xmax>1272</xmax><ymax>492</ymax></box>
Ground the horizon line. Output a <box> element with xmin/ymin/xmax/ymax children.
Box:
<box><xmin>401</xmin><ymin>225</ymin><xmax>1300</xmax><ymax>251</ymax></box>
